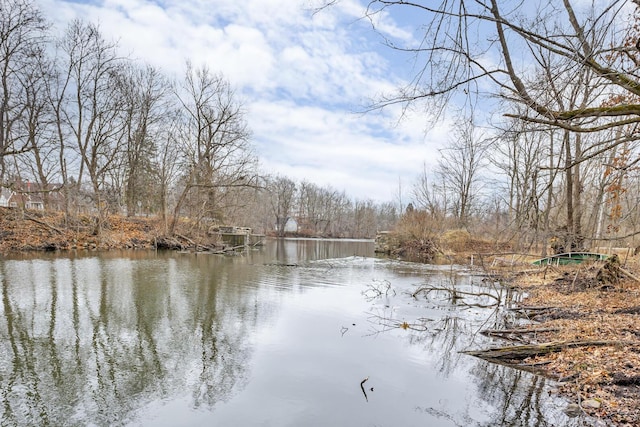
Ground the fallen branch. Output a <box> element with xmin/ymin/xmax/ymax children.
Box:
<box><xmin>363</xmin><ymin>280</ymin><xmax>395</xmax><ymax>301</ymax></box>
<box><xmin>24</xmin><ymin>214</ymin><xmax>64</xmax><ymax>235</ymax></box>
<box><xmin>175</xmin><ymin>233</ymin><xmax>196</xmax><ymax>246</ymax></box>
<box><xmin>508</xmin><ymin>306</ymin><xmax>560</xmax><ymax>319</ymax></box>
<box><xmin>480</xmin><ymin>327</ymin><xmax>560</xmax><ymax>342</ymax></box>
<box><xmin>508</xmin><ymin>306</ymin><xmax>560</xmax><ymax>312</ymax></box>
<box><xmin>462</xmin><ymin>340</ymin><xmax>635</xmax><ymax>361</ymax></box>
<box><xmin>220</xmin><ymin>244</ymin><xmax>245</xmax><ymax>252</ymax></box>
<box><xmin>481</xmin><ymin>327</ymin><xmax>560</xmax><ymax>335</ymax></box>
<box><xmin>620</xmin><ymin>267</ymin><xmax>640</xmax><ymax>283</ymax></box>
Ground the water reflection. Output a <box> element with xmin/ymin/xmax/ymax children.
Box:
<box><xmin>363</xmin><ymin>263</ymin><xmax>604</xmax><ymax>427</ymax></box>
<box><xmin>0</xmin><ymin>252</ymin><xmax>268</xmax><ymax>426</ymax></box>
<box><xmin>0</xmin><ymin>240</ymin><xmax>604</xmax><ymax>426</ymax></box>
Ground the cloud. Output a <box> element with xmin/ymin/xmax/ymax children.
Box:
<box><xmin>42</xmin><ymin>0</ymin><xmax>445</xmax><ymax>202</ymax></box>
<box><xmin>248</xmin><ymin>99</ymin><xmax>445</xmax><ymax>201</ymax></box>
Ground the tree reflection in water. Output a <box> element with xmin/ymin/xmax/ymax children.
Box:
<box><xmin>365</xmin><ymin>268</ymin><xmax>606</xmax><ymax>427</ymax></box>
<box><xmin>0</xmin><ymin>248</ymin><xmax>608</xmax><ymax>427</ymax></box>
<box><xmin>0</xmin><ymin>253</ymin><xmax>267</xmax><ymax>426</ymax></box>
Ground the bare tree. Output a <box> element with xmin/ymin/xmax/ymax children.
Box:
<box><xmin>15</xmin><ymin>44</ymin><xmax>59</xmax><ymax>206</ymax></box>
<box><xmin>118</xmin><ymin>63</ymin><xmax>172</xmax><ymax>216</ymax></box>
<box><xmin>325</xmin><ymin>189</ymin><xmax>351</xmax><ymax>237</ymax></box>
<box><xmin>266</xmin><ymin>174</ymin><xmax>297</xmax><ymax>237</ymax></box>
<box><xmin>298</xmin><ymin>180</ymin><xmax>321</xmax><ymax>234</ymax></box>
<box><xmin>170</xmin><ymin>63</ymin><xmax>257</xmax><ymax>235</ymax></box>
<box><xmin>297</xmin><ymin>180</ymin><xmax>352</xmax><ymax>237</ymax></box>
<box><xmin>155</xmin><ymin>113</ymin><xmax>182</xmax><ymax>232</ymax></box>
<box><xmin>0</xmin><ymin>0</ymin><xmax>47</xmax><ymax>181</ymax></box>
<box><xmin>350</xmin><ymin>1</ymin><xmax>640</xmax><ymax>132</ymax></box>
<box><xmin>353</xmin><ymin>199</ymin><xmax>378</xmax><ymax>238</ymax></box>
<box><xmin>412</xmin><ymin>161</ymin><xmax>447</xmax><ymax>220</ymax></box>
<box><xmin>435</xmin><ymin>120</ymin><xmax>488</xmax><ymax>227</ymax></box>
<box><xmin>56</xmin><ymin>20</ymin><xmax>128</xmax><ymax>230</ymax></box>
<box><xmin>491</xmin><ymin>117</ymin><xmax>554</xmax><ymax>251</ymax></box>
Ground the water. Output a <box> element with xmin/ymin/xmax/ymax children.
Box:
<box><xmin>0</xmin><ymin>239</ymin><xmax>599</xmax><ymax>426</ymax></box>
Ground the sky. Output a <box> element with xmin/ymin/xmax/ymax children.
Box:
<box><xmin>38</xmin><ymin>0</ymin><xmax>453</xmax><ymax>203</ymax></box>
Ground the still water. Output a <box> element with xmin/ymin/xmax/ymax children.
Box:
<box><xmin>0</xmin><ymin>239</ymin><xmax>598</xmax><ymax>426</ymax></box>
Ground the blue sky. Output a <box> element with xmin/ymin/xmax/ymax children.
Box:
<box><xmin>39</xmin><ymin>0</ymin><xmax>453</xmax><ymax>202</ymax></box>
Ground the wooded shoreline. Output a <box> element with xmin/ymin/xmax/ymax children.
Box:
<box><xmin>0</xmin><ymin>208</ymin><xmax>264</xmax><ymax>254</ymax></box>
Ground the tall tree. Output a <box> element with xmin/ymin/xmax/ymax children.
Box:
<box><xmin>435</xmin><ymin>120</ymin><xmax>487</xmax><ymax>227</ymax></box>
<box><xmin>118</xmin><ymin>63</ymin><xmax>172</xmax><ymax>216</ymax></box>
<box><xmin>0</xmin><ymin>0</ymin><xmax>47</xmax><ymax>181</ymax></box>
<box><xmin>267</xmin><ymin>175</ymin><xmax>297</xmax><ymax>237</ymax></box>
<box><xmin>491</xmin><ymin>117</ymin><xmax>554</xmax><ymax>250</ymax></box>
<box><xmin>170</xmin><ymin>63</ymin><xmax>256</xmax><ymax>234</ymax></box>
<box><xmin>412</xmin><ymin>161</ymin><xmax>448</xmax><ymax>224</ymax></box>
<box><xmin>56</xmin><ymin>20</ymin><xmax>127</xmax><ymax>230</ymax></box>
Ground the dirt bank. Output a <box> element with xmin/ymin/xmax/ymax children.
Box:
<box><xmin>0</xmin><ymin>208</ymin><xmax>208</xmax><ymax>253</ymax></box>
<box><xmin>482</xmin><ymin>259</ymin><xmax>640</xmax><ymax>426</ymax></box>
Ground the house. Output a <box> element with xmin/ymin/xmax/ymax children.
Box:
<box><xmin>6</xmin><ymin>192</ymin><xmax>44</xmax><ymax>210</ymax></box>
<box><xmin>0</xmin><ymin>188</ymin><xmax>12</xmax><ymax>207</ymax></box>
<box><xmin>0</xmin><ymin>183</ymin><xmax>46</xmax><ymax>210</ymax></box>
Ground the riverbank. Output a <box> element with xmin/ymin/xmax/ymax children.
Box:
<box><xmin>386</xmin><ymin>232</ymin><xmax>640</xmax><ymax>424</ymax></box>
<box><xmin>0</xmin><ymin>208</ymin><xmax>165</xmax><ymax>252</ymax></box>
<box><xmin>485</xmin><ymin>259</ymin><xmax>640</xmax><ymax>426</ymax></box>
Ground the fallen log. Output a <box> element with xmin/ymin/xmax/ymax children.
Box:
<box><xmin>210</xmin><ymin>245</ymin><xmax>245</xmax><ymax>254</ymax></box>
<box><xmin>508</xmin><ymin>306</ymin><xmax>559</xmax><ymax>312</ymax></box>
<box><xmin>175</xmin><ymin>233</ymin><xmax>196</xmax><ymax>246</ymax></box>
<box><xmin>412</xmin><ymin>286</ymin><xmax>500</xmax><ymax>301</ymax></box>
<box><xmin>620</xmin><ymin>267</ymin><xmax>640</xmax><ymax>284</ymax></box>
<box><xmin>507</xmin><ymin>306</ymin><xmax>560</xmax><ymax>319</ymax></box>
<box><xmin>461</xmin><ymin>340</ymin><xmax>634</xmax><ymax>361</ymax></box>
<box><xmin>480</xmin><ymin>327</ymin><xmax>560</xmax><ymax>342</ymax></box>
<box><xmin>481</xmin><ymin>327</ymin><xmax>560</xmax><ymax>336</ymax></box>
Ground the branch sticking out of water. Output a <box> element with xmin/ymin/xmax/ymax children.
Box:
<box><xmin>411</xmin><ymin>285</ymin><xmax>501</xmax><ymax>308</ymax></box>
<box><xmin>360</xmin><ymin>377</ymin><xmax>369</xmax><ymax>402</ymax></box>
<box><xmin>362</xmin><ymin>279</ymin><xmax>396</xmax><ymax>301</ymax></box>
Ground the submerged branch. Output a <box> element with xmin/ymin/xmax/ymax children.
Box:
<box><xmin>365</xmin><ymin>312</ymin><xmax>430</xmax><ymax>335</ymax></box>
<box><xmin>412</xmin><ymin>285</ymin><xmax>501</xmax><ymax>307</ymax></box>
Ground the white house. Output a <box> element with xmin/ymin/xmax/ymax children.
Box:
<box><xmin>0</xmin><ymin>188</ymin><xmax>13</xmax><ymax>207</ymax></box>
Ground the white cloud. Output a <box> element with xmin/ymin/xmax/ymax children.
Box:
<box><xmin>247</xmin><ymin>99</ymin><xmax>443</xmax><ymax>201</ymax></box>
<box><xmin>42</xmin><ymin>0</ymin><xmax>445</xmax><ymax>202</ymax></box>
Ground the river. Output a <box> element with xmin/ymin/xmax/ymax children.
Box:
<box><xmin>0</xmin><ymin>239</ymin><xmax>601</xmax><ymax>426</ymax></box>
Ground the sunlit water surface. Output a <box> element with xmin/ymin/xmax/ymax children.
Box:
<box><xmin>0</xmin><ymin>239</ymin><xmax>603</xmax><ymax>426</ymax></box>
